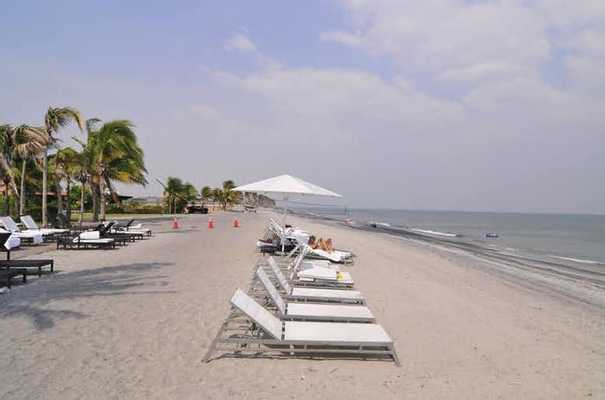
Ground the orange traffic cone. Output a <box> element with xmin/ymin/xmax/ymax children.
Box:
<box><xmin>208</xmin><ymin>218</ymin><xmax>214</xmax><ymax>229</ymax></box>
<box><xmin>233</xmin><ymin>218</ymin><xmax>240</xmax><ymax>228</ymax></box>
<box><xmin>172</xmin><ymin>217</ymin><xmax>179</xmax><ymax>229</ymax></box>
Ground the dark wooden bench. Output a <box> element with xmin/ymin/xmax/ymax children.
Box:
<box><xmin>0</xmin><ymin>259</ymin><xmax>54</xmax><ymax>277</ymax></box>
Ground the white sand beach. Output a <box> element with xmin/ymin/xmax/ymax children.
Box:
<box><xmin>1</xmin><ymin>212</ymin><xmax>603</xmax><ymax>399</ymax></box>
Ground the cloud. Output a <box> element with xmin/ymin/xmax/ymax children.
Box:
<box><xmin>320</xmin><ymin>31</ymin><xmax>364</xmax><ymax>47</ymax></box>
<box><xmin>224</xmin><ymin>33</ymin><xmax>257</xmax><ymax>52</ymax></box>
<box><xmin>326</xmin><ymin>0</ymin><xmax>605</xmax><ymax>93</ymax></box>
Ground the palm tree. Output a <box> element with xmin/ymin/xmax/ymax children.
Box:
<box><xmin>200</xmin><ymin>185</ymin><xmax>212</xmax><ymax>206</ymax></box>
<box><xmin>12</xmin><ymin>124</ymin><xmax>47</xmax><ymax>216</ymax></box>
<box><xmin>164</xmin><ymin>177</ymin><xmax>183</xmax><ymax>214</ymax></box>
<box><xmin>53</xmin><ymin>147</ymin><xmax>81</xmax><ymax>223</ymax></box>
<box><xmin>43</xmin><ymin>107</ymin><xmax>84</xmax><ymax>226</ymax></box>
<box><xmin>87</xmin><ymin>120</ymin><xmax>147</xmax><ymax>220</ymax></box>
<box><xmin>211</xmin><ymin>180</ymin><xmax>240</xmax><ymax>210</ymax></box>
<box><xmin>77</xmin><ymin>118</ymin><xmax>100</xmax><ymax>221</ymax></box>
<box><xmin>0</xmin><ymin>125</ymin><xmax>20</xmax><ymax>205</ymax></box>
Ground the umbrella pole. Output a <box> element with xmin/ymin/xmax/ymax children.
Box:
<box><xmin>282</xmin><ymin>194</ymin><xmax>288</xmax><ymax>252</ymax></box>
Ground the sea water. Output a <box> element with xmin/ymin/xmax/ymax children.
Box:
<box><xmin>293</xmin><ymin>208</ymin><xmax>605</xmax><ymax>265</ymax></box>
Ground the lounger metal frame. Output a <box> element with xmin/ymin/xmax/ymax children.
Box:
<box><xmin>203</xmin><ymin>308</ymin><xmax>400</xmax><ymax>366</ymax></box>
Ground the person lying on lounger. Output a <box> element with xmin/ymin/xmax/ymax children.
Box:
<box><xmin>308</xmin><ymin>236</ymin><xmax>335</xmax><ymax>253</ymax></box>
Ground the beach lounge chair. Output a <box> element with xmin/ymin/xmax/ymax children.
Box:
<box><xmin>0</xmin><ymin>216</ymin><xmax>43</xmax><ymax>245</ymax></box>
<box><xmin>111</xmin><ymin>219</ymin><xmax>152</xmax><ymax>236</ymax></box>
<box><xmin>283</xmin><ymin>242</ymin><xmax>353</xmax><ymax>265</ymax></box>
<box><xmin>267</xmin><ymin>257</ymin><xmax>365</xmax><ymax>304</ymax></box>
<box><xmin>203</xmin><ymin>289</ymin><xmax>399</xmax><ymax>365</ymax></box>
<box><xmin>108</xmin><ymin>221</ymin><xmax>150</xmax><ymax>238</ymax></box>
<box><xmin>269</xmin><ymin>219</ymin><xmax>354</xmax><ymax>262</ymax></box>
<box><xmin>264</xmin><ymin>219</ymin><xmax>310</xmax><ymax>252</ymax></box>
<box><xmin>255</xmin><ymin>268</ymin><xmax>374</xmax><ymax>322</ymax></box>
<box><xmin>267</xmin><ymin>256</ymin><xmax>354</xmax><ymax>289</ymax></box>
<box><xmin>96</xmin><ymin>222</ymin><xmax>138</xmax><ymax>244</ymax></box>
<box><xmin>297</xmin><ymin>242</ymin><xmax>353</xmax><ymax>263</ymax></box>
<box><xmin>20</xmin><ymin>215</ymin><xmax>69</xmax><ymax>238</ymax></box>
<box><xmin>274</xmin><ymin>252</ymin><xmax>355</xmax><ymax>287</ymax></box>
<box><xmin>57</xmin><ymin>231</ymin><xmax>116</xmax><ymax>250</ymax></box>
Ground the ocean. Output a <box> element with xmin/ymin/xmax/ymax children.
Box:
<box><xmin>290</xmin><ymin>208</ymin><xmax>605</xmax><ymax>266</ymax></box>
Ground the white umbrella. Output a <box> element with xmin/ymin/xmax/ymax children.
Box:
<box><xmin>234</xmin><ymin>174</ymin><xmax>342</xmax><ymax>248</ymax></box>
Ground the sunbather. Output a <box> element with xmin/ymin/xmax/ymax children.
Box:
<box><xmin>308</xmin><ymin>236</ymin><xmax>335</xmax><ymax>253</ymax></box>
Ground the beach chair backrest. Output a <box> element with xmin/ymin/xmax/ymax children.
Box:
<box><xmin>256</xmin><ymin>268</ymin><xmax>286</xmax><ymax>315</ymax></box>
<box><xmin>21</xmin><ymin>215</ymin><xmax>38</xmax><ymax>230</ymax></box>
<box><xmin>270</xmin><ymin>219</ymin><xmax>287</xmax><ymax>238</ymax></box>
<box><xmin>0</xmin><ymin>216</ymin><xmax>19</xmax><ymax>233</ymax></box>
<box><xmin>0</xmin><ymin>232</ymin><xmax>11</xmax><ymax>248</ymax></box>
<box><xmin>230</xmin><ymin>289</ymin><xmax>283</xmax><ymax>340</ymax></box>
<box><xmin>268</xmin><ymin>257</ymin><xmax>292</xmax><ymax>293</ymax></box>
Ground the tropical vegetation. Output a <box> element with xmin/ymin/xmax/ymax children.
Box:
<box><xmin>0</xmin><ymin>106</ymin><xmax>148</xmax><ymax>225</ymax></box>
<box><xmin>160</xmin><ymin>179</ymin><xmax>274</xmax><ymax>213</ymax></box>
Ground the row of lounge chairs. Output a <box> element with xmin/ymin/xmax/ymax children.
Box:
<box><xmin>204</xmin><ymin>220</ymin><xmax>400</xmax><ymax>365</ymax></box>
<box><xmin>0</xmin><ymin>215</ymin><xmax>152</xmax><ymax>250</ymax></box>
<box><xmin>0</xmin><ymin>216</ymin><xmax>153</xmax><ymax>289</ymax></box>
<box><xmin>56</xmin><ymin>221</ymin><xmax>151</xmax><ymax>250</ymax></box>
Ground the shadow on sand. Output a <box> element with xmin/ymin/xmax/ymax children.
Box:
<box><xmin>0</xmin><ymin>262</ymin><xmax>176</xmax><ymax>330</ymax></box>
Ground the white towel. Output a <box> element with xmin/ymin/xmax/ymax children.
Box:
<box><xmin>80</xmin><ymin>231</ymin><xmax>100</xmax><ymax>240</ymax></box>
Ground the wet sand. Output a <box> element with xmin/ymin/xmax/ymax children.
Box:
<box><xmin>0</xmin><ymin>212</ymin><xmax>603</xmax><ymax>399</ymax></box>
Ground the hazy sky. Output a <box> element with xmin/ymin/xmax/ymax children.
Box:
<box><xmin>1</xmin><ymin>1</ymin><xmax>604</xmax><ymax>214</ymax></box>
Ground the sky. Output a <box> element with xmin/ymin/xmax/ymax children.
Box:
<box><xmin>1</xmin><ymin>0</ymin><xmax>604</xmax><ymax>214</ymax></box>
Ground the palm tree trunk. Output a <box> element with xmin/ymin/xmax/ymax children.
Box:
<box><xmin>92</xmin><ymin>184</ymin><xmax>99</xmax><ymax>222</ymax></box>
<box><xmin>79</xmin><ymin>181</ymin><xmax>85</xmax><ymax>226</ymax></box>
<box><xmin>99</xmin><ymin>175</ymin><xmax>106</xmax><ymax>221</ymax></box>
<box><xmin>56</xmin><ymin>180</ymin><xmax>63</xmax><ymax>222</ymax></box>
<box><xmin>3</xmin><ymin>180</ymin><xmax>10</xmax><ymax>215</ymax></box>
<box><xmin>0</xmin><ymin>155</ymin><xmax>20</xmax><ymax>203</ymax></box>
<box><xmin>66</xmin><ymin>180</ymin><xmax>71</xmax><ymax>224</ymax></box>
<box><xmin>19</xmin><ymin>159</ymin><xmax>26</xmax><ymax>216</ymax></box>
<box><xmin>42</xmin><ymin>149</ymin><xmax>48</xmax><ymax>227</ymax></box>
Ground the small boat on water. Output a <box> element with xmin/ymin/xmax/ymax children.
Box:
<box><xmin>485</xmin><ymin>233</ymin><xmax>499</xmax><ymax>238</ymax></box>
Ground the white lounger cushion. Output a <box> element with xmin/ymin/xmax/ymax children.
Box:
<box><xmin>297</xmin><ymin>265</ymin><xmax>337</xmax><ymax>280</ymax></box>
<box><xmin>308</xmin><ymin>249</ymin><xmax>345</xmax><ymax>263</ymax></box>
<box><xmin>122</xmin><ymin>229</ymin><xmax>148</xmax><ymax>235</ymax></box>
<box><xmin>15</xmin><ymin>231</ymin><xmax>43</xmax><ymax>244</ymax></box>
<box><xmin>301</xmin><ymin>260</ymin><xmax>340</xmax><ymax>271</ymax></box>
<box><xmin>286</xmin><ymin>303</ymin><xmax>373</xmax><ymax>321</ymax></box>
<box><xmin>296</xmin><ymin>268</ymin><xmax>353</xmax><ymax>283</ymax></box>
<box><xmin>0</xmin><ymin>228</ymin><xmax>21</xmax><ymax>250</ymax></box>
<box><xmin>129</xmin><ymin>224</ymin><xmax>150</xmax><ymax>232</ymax></box>
<box><xmin>80</xmin><ymin>231</ymin><xmax>100</xmax><ymax>240</ymax></box>
<box><xmin>290</xmin><ymin>287</ymin><xmax>364</xmax><ymax>301</ymax></box>
<box><xmin>21</xmin><ymin>215</ymin><xmax>68</xmax><ymax>234</ymax></box>
<box><xmin>39</xmin><ymin>228</ymin><xmax>68</xmax><ymax>235</ymax></box>
<box><xmin>76</xmin><ymin>238</ymin><xmax>114</xmax><ymax>244</ymax></box>
<box><xmin>231</xmin><ymin>289</ymin><xmax>283</xmax><ymax>339</ymax></box>
<box><xmin>284</xmin><ymin>321</ymin><xmax>392</xmax><ymax>345</ymax></box>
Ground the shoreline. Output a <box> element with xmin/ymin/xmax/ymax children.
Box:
<box><xmin>289</xmin><ymin>210</ymin><xmax>605</xmax><ymax>311</ymax></box>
